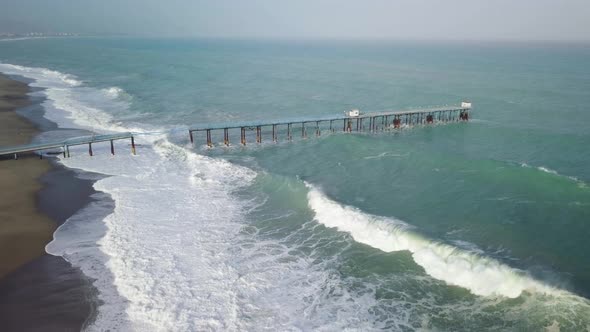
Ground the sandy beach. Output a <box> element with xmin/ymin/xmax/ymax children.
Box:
<box><xmin>0</xmin><ymin>73</ymin><xmax>96</xmax><ymax>331</ymax></box>
<box><xmin>0</xmin><ymin>73</ymin><xmax>54</xmax><ymax>277</ymax></box>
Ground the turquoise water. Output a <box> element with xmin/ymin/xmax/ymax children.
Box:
<box><xmin>1</xmin><ymin>37</ymin><xmax>590</xmax><ymax>331</ymax></box>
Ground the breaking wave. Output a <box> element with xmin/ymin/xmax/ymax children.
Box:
<box><xmin>306</xmin><ymin>183</ymin><xmax>564</xmax><ymax>298</ymax></box>
<box><xmin>520</xmin><ymin>162</ymin><xmax>584</xmax><ymax>185</ymax></box>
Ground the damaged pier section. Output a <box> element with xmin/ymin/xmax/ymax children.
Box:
<box><xmin>189</xmin><ymin>103</ymin><xmax>472</xmax><ymax>147</ymax></box>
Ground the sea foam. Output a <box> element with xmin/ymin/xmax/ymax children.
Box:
<box><xmin>6</xmin><ymin>60</ymin><xmax>589</xmax><ymax>330</ymax></box>
<box><xmin>0</xmin><ymin>62</ymin><xmax>132</xmax><ymax>133</ymax></box>
<box><xmin>0</xmin><ymin>62</ymin><xmax>81</xmax><ymax>87</ymax></box>
<box><xmin>48</xmin><ymin>136</ymin><xmax>260</xmax><ymax>331</ymax></box>
<box><xmin>0</xmin><ymin>62</ymin><xmax>264</xmax><ymax>329</ymax></box>
<box><xmin>3</xmin><ymin>61</ymin><xmax>388</xmax><ymax>330</ymax></box>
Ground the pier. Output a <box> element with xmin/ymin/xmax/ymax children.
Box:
<box><xmin>189</xmin><ymin>104</ymin><xmax>471</xmax><ymax>147</ymax></box>
<box><xmin>0</xmin><ymin>104</ymin><xmax>471</xmax><ymax>158</ymax></box>
<box><xmin>0</xmin><ymin>132</ymin><xmax>136</xmax><ymax>159</ymax></box>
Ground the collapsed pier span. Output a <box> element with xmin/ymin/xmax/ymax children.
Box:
<box><xmin>189</xmin><ymin>104</ymin><xmax>471</xmax><ymax>147</ymax></box>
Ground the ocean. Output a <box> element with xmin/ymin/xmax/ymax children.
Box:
<box><xmin>1</xmin><ymin>37</ymin><xmax>589</xmax><ymax>331</ymax></box>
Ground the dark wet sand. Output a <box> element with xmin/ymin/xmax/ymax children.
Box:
<box><xmin>0</xmin><ymin>73</ymin><xmax>53</xmax><ymax>276</ymax></box>
<box><xmin>0</xmin><ymin>73</ymin><xmax>97</xmax><ymax>331</ymax></box>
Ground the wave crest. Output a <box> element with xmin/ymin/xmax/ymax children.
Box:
<box><xmin>520</xmin><ymin>162</ymin><xmax>583</xmax><ymax>185</ymax></box>
<box><xmin>305</xmin><ymin>183</ymin><xmax>562</xmax><ymax>298</ymax></box>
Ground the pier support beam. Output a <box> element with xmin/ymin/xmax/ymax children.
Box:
<box><xmin>110</xmin><ymin>139</ymin><xmax>115</xmax><ymax>155</ymax></box>
<box><xmin>88</xmin><ymin>143</ymin><xmax>93</xmax><ymax>156</ymax></box>
<box><xmin>287</xmin><ymin>123</ymin><xmax>292</xmax><ymax>141</ymax></box>
<box><xmin>316</xmin><ymin>121</ymin><xmax>320</xmax><ymax>137</ymax></box>
<box><xmin>189</xmin><ymin>130</ymin><xmax>194</xmax><ymax>144</ymax></box>
<box><xmin>206</xmin><ymin>130</ymin><xmax>212</xmax><ymax>148</ymax></box>
<box><xmin>272</xmin><ymin>124</ymin><xmax>277</xmax><ymax>142</ymax></box>
<box><xmin>240</xmin><ymin>127</ymin><xmax>246</xmax><ymax>146</ymax></box>
<box><xmin>131</xmin><ymin>136</ymin><xmax>136</xmax><ymax>155</ymax></box>
<box><xmin>302</xmin><ymin>123</ymin><xmax>307</xmax><ymax>138</ymax></box>
<box><xmin>66</xmin><ymin>145</ymin><xmax>70</xmax><ymax>158</ymax></box>
<box><xmin>256</xmin><ymin>126</ymin><xmax>261</xmax><ymax>143</ymax></box>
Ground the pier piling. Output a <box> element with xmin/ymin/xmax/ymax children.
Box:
<box><xmin>256</xmin><ymin>126</ymin><xmax>262</xmax><ymax>143</ymax></box>
<box><xmin>272</xmin><ymin>124</ymin><xmax>277</xmax><ymax>143</ymax></box>
<box><xmin>206</xmin><ymin>129</ymin><xmax>212</xmax><ymax>148</ymax></box>
<box><xmin>131</xmin><ymin>136</ymin><xmax>136</xmax><ymax>155</ymax></box>
<box><xmin>224</xmin><ymin>128</ymin><xmax>229</xmax><ymax>146</ymax></box>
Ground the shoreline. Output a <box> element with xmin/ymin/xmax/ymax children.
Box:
<box><xmin>0</xmin><ymin>73</ymin><xmax>98</xmax><ymax>331</ymax></box>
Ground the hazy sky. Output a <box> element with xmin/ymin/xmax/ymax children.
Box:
<box><xmin>1</xmin><ymin>0</ymin><xmax>588</xmax><ymax>41</ymax></box>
